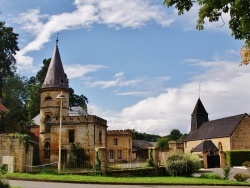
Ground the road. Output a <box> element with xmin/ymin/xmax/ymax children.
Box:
<box><xmin>8</xmin><ymin>180</ymin><xmax>248</xmax><ymax>188</ymax></box>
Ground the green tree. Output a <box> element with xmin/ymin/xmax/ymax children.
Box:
<box><xmin>2</xmin><ymin>74</ymin><xmax>30</xmax><ymax>133</ymax></box>
<box><xmin>169</xmin><ymin>129</ymin><xmax>182</xmax><ymax>141</ymax></box>
<box><xmin>156</xmin><ymin>137</ymin><xmax>170</xmax><ymax>150</ymax></box>
<box><xmin>69</xmin><ymin>88</ymin><xmax>88</xmax><ymax>113</ymax></box>
<box><xmin>164</xmin><ymin>0</ymin><xmax>250</xmax><ymax>64</ymax></box>
<box><xmin>0</xmin><ymin>20</ymin><xmax>19</xmax><ymax>98</ymax></box>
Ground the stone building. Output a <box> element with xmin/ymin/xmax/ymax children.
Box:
<box><xmin>184</xmin><ymin>98</ymin><xmax>250</xmax><ymax>168</ymax></box>
<box><xmin>107</xmin><ymin>130</ymin><xmax>132</xmax><ymax>162</ymax></box>
<box><xmin>39</xmin><ymin>42</ymin><xmax>107</xmax><ymax>166</ymax></box>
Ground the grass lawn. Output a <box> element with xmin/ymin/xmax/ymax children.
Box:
<box><xmin>5</xmin><ymin>173</ymin><xmax>250</xmax><ymax>186</ymax></box>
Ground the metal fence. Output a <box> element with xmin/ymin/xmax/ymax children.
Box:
<box><xmin>0</xmin><ymin>147</ymin><xmax>157</xmax><ymax>173</ymax></box>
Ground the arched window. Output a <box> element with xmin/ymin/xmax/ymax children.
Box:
<box><xmin>218</xmin><ymin>142</ymin><xmax>223</xmax><ymax>151</ymax></box>
<box><xmin>45</xmin><ymin>115</ymin><xmax>51</xmax><ymax>132</ymax></box>
<box><xmin>45</xmin><ymin>96</ymin><xmax>52</xmax><ymax>101</ymax></box>
<box><xmin>44</xmin><ymin>142</ymin><xmax>50</xmax><ymax>159</ymax></box>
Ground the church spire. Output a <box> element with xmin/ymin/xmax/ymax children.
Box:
<box><xmin>190</xmin><ymin>98</ymin><xmax>209</xmax><ymax>132</ymax></box>
<box><xmin>42</xmin><ymin>40</ymin><xmax>68</xmax><ymax>90</ymax></box>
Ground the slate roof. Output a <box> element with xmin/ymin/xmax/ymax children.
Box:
<box><xmin>192</xmin><ymin>98</ymin><xmax>208</xmax><ymax>115</ymax></box>
<box><xmin>132</xmin><ymin>140</ymin><xmax>153</xmax><ymax>149</ymax></box>
<box><xmin>42</xmin><ymin>44</ymin><xmax>69</xmax><ymax>89</ymax></box>
<box><xmin>0</xmin><ymin>103</ymin><xmax>9</xmax><ymax>112</ymax></box>
<box><xmin>191</xmin><ymin>140</ymin><xmax>219</xmax><ymax>152</ymax></box>
<box><xmin>184</xmin><ymin>113</ymin><xmax>248</xmax><ymax>141</ymax></box>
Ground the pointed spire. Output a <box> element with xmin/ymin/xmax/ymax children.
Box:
<box><xmin>191</xmin><ymin>98</ymin><xmax>209</xmax><ymax>132</ymax></box>
<box><xmin>192</xmin><ymin>98</ymin><xmax>208</xmax><ymax>115</ymax></box>
<box><xmin>42</xmin><ymin>41</ymin><xmax>68</xmax><ymax>90</ymax></box>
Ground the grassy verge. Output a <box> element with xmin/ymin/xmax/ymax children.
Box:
<box><xmin>5</xmin><ymin>173</ymin><xmax>250</xmax><ymax>186</ymax></box>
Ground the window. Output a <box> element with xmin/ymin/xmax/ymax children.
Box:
<box><xmin>114</xmin><ymin>138</ymin><xmax>118</xmax><ymax>146</ymax></box>
<box><xmin>45</xmin><ymin>115</ymin><xmax>51</xmax><ymax>132</ymax></box>
<box><xmin>45</xmin><ymin>96</ymin><xmax>52</xmax><ymax>101</ymax></box>
<box><xmin>118</xmin><ymin>150</ymin><xmax>122</xmax><ymax>159</ymax></box>
<box><xmin>109</xmin><ymin>150</ymin><xmax>114</xmax><ymax>159</ymax></box>
<box><xmin>60</xmin><ymin>78</ymin><xmax>64</xmax><ymax>84</ymax></box>
<box><xmin>44</xmin><ymin>142</ymin><xmax>50</xmax><ymax>159</ymax></box>
<box><xmin>99</xmin><ymin>131</ymin><xmax>102</xmax><ymax>144</ymax></box>
<box><xmin>69</xmin><ymin>130</ymin><xmax>75</xmax><ymax>143</ymax></box>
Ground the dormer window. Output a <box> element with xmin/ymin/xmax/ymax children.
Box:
<box><xmin>60</xmin><ymin>78</ymin><xmax>64</xmax><ymax>85</ymax></box>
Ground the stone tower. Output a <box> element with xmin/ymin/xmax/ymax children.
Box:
<box><xmin>190</xmin><ymin>98</ymin><xmax>208</xmax><ymax>132</ymax></box>
<box><xmin>39</xmin><ymin>42</ymin><xmax>69</xmax><ymax>160</ymax></box>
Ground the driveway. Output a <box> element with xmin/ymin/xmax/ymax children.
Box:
<box><xmin>194</xmin><ymin>167</ymin><xmax>250</xmax><ymax>180</ymax></box>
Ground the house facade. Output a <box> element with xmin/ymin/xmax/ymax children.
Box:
<box><xmin>184</xmin><ymin>98</ymin><xmax>250</xmax><ymax>168</ymax></box>
<box><xmin>107</xmin><ymin>130</ymin><xmax>132</xmax><ymax>162</ymax></box>
<box><xmin>39</xmin><ymin>42</ymin><xmax>107</xmax><ymax>166</ymax></box>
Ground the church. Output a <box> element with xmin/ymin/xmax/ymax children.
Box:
<box><xmin>38</xmin><ymin>41</ymin><xmax>107</xmax><ymax>165</ymax></box>
<box><xmin>183</xmin><ymin>98</ymin><xmax>250</xmax><ymax>168</ymax></box>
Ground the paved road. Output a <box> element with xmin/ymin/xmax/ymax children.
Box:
<box><xmin>8</xmin><ymin>180</ymin><xmax>248</xmax><ymax>188</ymax></box>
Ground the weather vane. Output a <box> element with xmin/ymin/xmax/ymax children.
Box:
<box><xmin>198</xmin><ymin>84</ymin><xmax>201</xmax><ymax>98</ymax></box>
<box><xmin>56</xmin><ymin>33</ymin><xmax>59</xmax><ymax>45</ymax></box>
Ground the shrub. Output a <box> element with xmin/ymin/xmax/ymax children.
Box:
<box><xmin>233</xmin><ymin>173</ymin><xmax>250</xmax><ymax>182</ymax></box>
<box><xmin>200</xmin><ymin>173</ymin><xmax>222</xmax><ymax>180</ymax></box>
<box><xmin>242</xmin><ymin>161</ymin><xmax>250</xmax><ymax>168</ymax></box>
<box><xmin>0</xmin><ymin>165</ymin><xmax>8</xmax><ymax>175</ymax></box>
<box><xmin>222</xmin><ymin>165</ymin><xmax>231</xmax><ymax>180</ymax></box>
<box><xmin>165</xmin><ymin>152</ymin><xmax>201</xmax><ymax>177</ymax></box>
<box><xmin>0</xmin><ymin>178</ymin><xmax>10</xmax><ymax>188</ymax></box>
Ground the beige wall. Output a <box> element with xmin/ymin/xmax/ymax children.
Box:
<box><xmin>107</xmin><ymin>130</ymin><xmax>132</xmax><ymax>162</ymax></box>
<box><xmin>184</xmin><ymin>137</ymin><xmax>231</xmax><ymax>153</ymax></box>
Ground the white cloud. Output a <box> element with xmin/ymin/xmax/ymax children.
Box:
<box><xmin>64</xmin><ymin>64</ymin><xmax>107</xmax><ymax>79</ymax></box>
<box><xmin>85</xmin><ymin>72</ymin><xmax>170</xmax><ymax>97</ymax></box>
<box><xmin>90</xmin><ymin>59</ymin><xmax>250</xmax><ymax>136</ymax></box>
<box><xmin>12</xmin><ymin>0</ymin><xmax>174</xmax><ymax>69</ymax></box>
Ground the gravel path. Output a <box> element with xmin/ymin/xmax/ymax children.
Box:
<box><xmin>194</xmin><ymin>167</ymin><xmax>250</xmax><ymax>180</ymax></box>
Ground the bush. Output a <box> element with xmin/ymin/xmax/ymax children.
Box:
<box><xmin>242</xmin><ymin>161</ymin><xmax>250</xmax><ymax>168</ymax></box>
<box><xmin>0</xmin><ymin>178</ymin><xmax>10</xmax><ymax>188</ymax></box>
<box><xmin>0</xmin><ymin>165</ymin><xmax>8</xmax><ymax>175</ymax></box>
<box><xmin>222</xmin><ymin>165</ymin><xmax>231</xmax><ymax>180</ymax></box>
<box><xmin>233</xmin><ymin>173</ymin><xmax>250</xmax><ymax>182</ymax></box>
<box><xmin>200</xmin><ymin>173</ymin><xmax>222</xmax><ymax>180</ymax></box>
<box><xmin>225</xmin><ymin>151</ymin><xmax>250</xmax><ymax>166</ymax></box>
<box><xmin>165</xmin><ymin>152</ymin><xmax>201</xmax><ymax>177</ymax></box>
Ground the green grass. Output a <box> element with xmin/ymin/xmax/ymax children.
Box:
<box><xmin>5</xmin><ymin>173</ymin><xmax>250</xmax><ymax>186</ymax></box>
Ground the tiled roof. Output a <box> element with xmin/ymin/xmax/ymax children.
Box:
<box><xmin>132</xmin><ymin>140</ymin><xmax>153</xmax><ymax>149</ymax></box>
<box><xmin>191</xmin><ymin>140</ymin><xmax>218</xmax><ymax>152</ymax></box>
<box><xmin>42</xmin><ymin>44</ymin><xmax>69</xmax><ymax>89</ymax></box>
<box><xmin>0</xmin><ymin>103</ymin><xmax>9</xmax><ymax>112</ymax></box>
<box><xmin>185</xmin><ymin>113</ymin><xmax>247</xmax><ymax>141</ymax></box>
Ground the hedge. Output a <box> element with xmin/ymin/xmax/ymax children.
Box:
<box><xmin>225</xmin><ymin>150</ymin><xmax>250</xmax><ymax>166</ymax></box>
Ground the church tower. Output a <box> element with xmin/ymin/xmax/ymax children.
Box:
<box><xmin>39</xmin><ymin>40</ymin><xmax>69</xmax><ymax>160</ymax></box>
<box><xmin>190</xmin><ymin>98</ymin><xmax>208</xmax><ymax>132</ymax></box>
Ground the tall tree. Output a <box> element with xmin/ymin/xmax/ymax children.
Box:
<box><xmin>2</xmin><ymin>74</ymin><xmax>30</xmax><ymax>133</ymax></box>
<box><xmin>164</xmin><ymin>0</ymin><xmax>250</xmax><ymax>64</ymax></box>
<box><xmin>0</xmin><ymin>20</ymin><xmax>19</xmax><ymax>99</ymax></box>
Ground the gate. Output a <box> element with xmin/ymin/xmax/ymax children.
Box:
<box><xmin>207</xmin><ymin>155</ymin><xmax>220</xmax><ymax>168</ymax></box>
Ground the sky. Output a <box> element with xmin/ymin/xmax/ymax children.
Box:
<box><xmin>1</xmin><ymin>0</ymin><xmax>250</xmax><ymax>136</ymax></box>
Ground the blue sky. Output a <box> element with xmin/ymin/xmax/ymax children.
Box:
<box><xmin>1</xmin><ymin>0</ymin><xmax>250</xmax><ymax>136</ymax></box>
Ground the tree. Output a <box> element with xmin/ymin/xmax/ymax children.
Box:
<box><xmin>164</xmin><ymin>0</ymin><xmax>250</xmax><ymax>64</ymax></box>
<box><xmin>0</xmin><ymin>20</ymin><xmax>19</xmax><ymax>98</ymax></box>
<box><xmin>156</xmin><ymin>137</ymin><xmax>170</xmax><ymax>150</ymax></box>
<box><xmin>169</xmin><ymin>129</ymin><xmax>182</xmax><ymax>141</ymax></box>
<box><xmin>2</xmin><ymin>74</ymin><xmax>30</xmax><ymax>133</ymax></box>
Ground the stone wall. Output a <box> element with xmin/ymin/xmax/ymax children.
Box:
<box><xmin>0</xmin><ymin>134</ymin><xmax>33</xmax><ymax>172</ymax></box>
<box><xmin>231</xmin><ymin>115</ymin><xmax>250</xmax><ymax>150</ymax></box>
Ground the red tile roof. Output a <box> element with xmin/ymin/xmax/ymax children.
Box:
<box><xmin>0</xmin><ymin>103</ymin><xmax>9</xmax><ymax>112</ymax></box>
